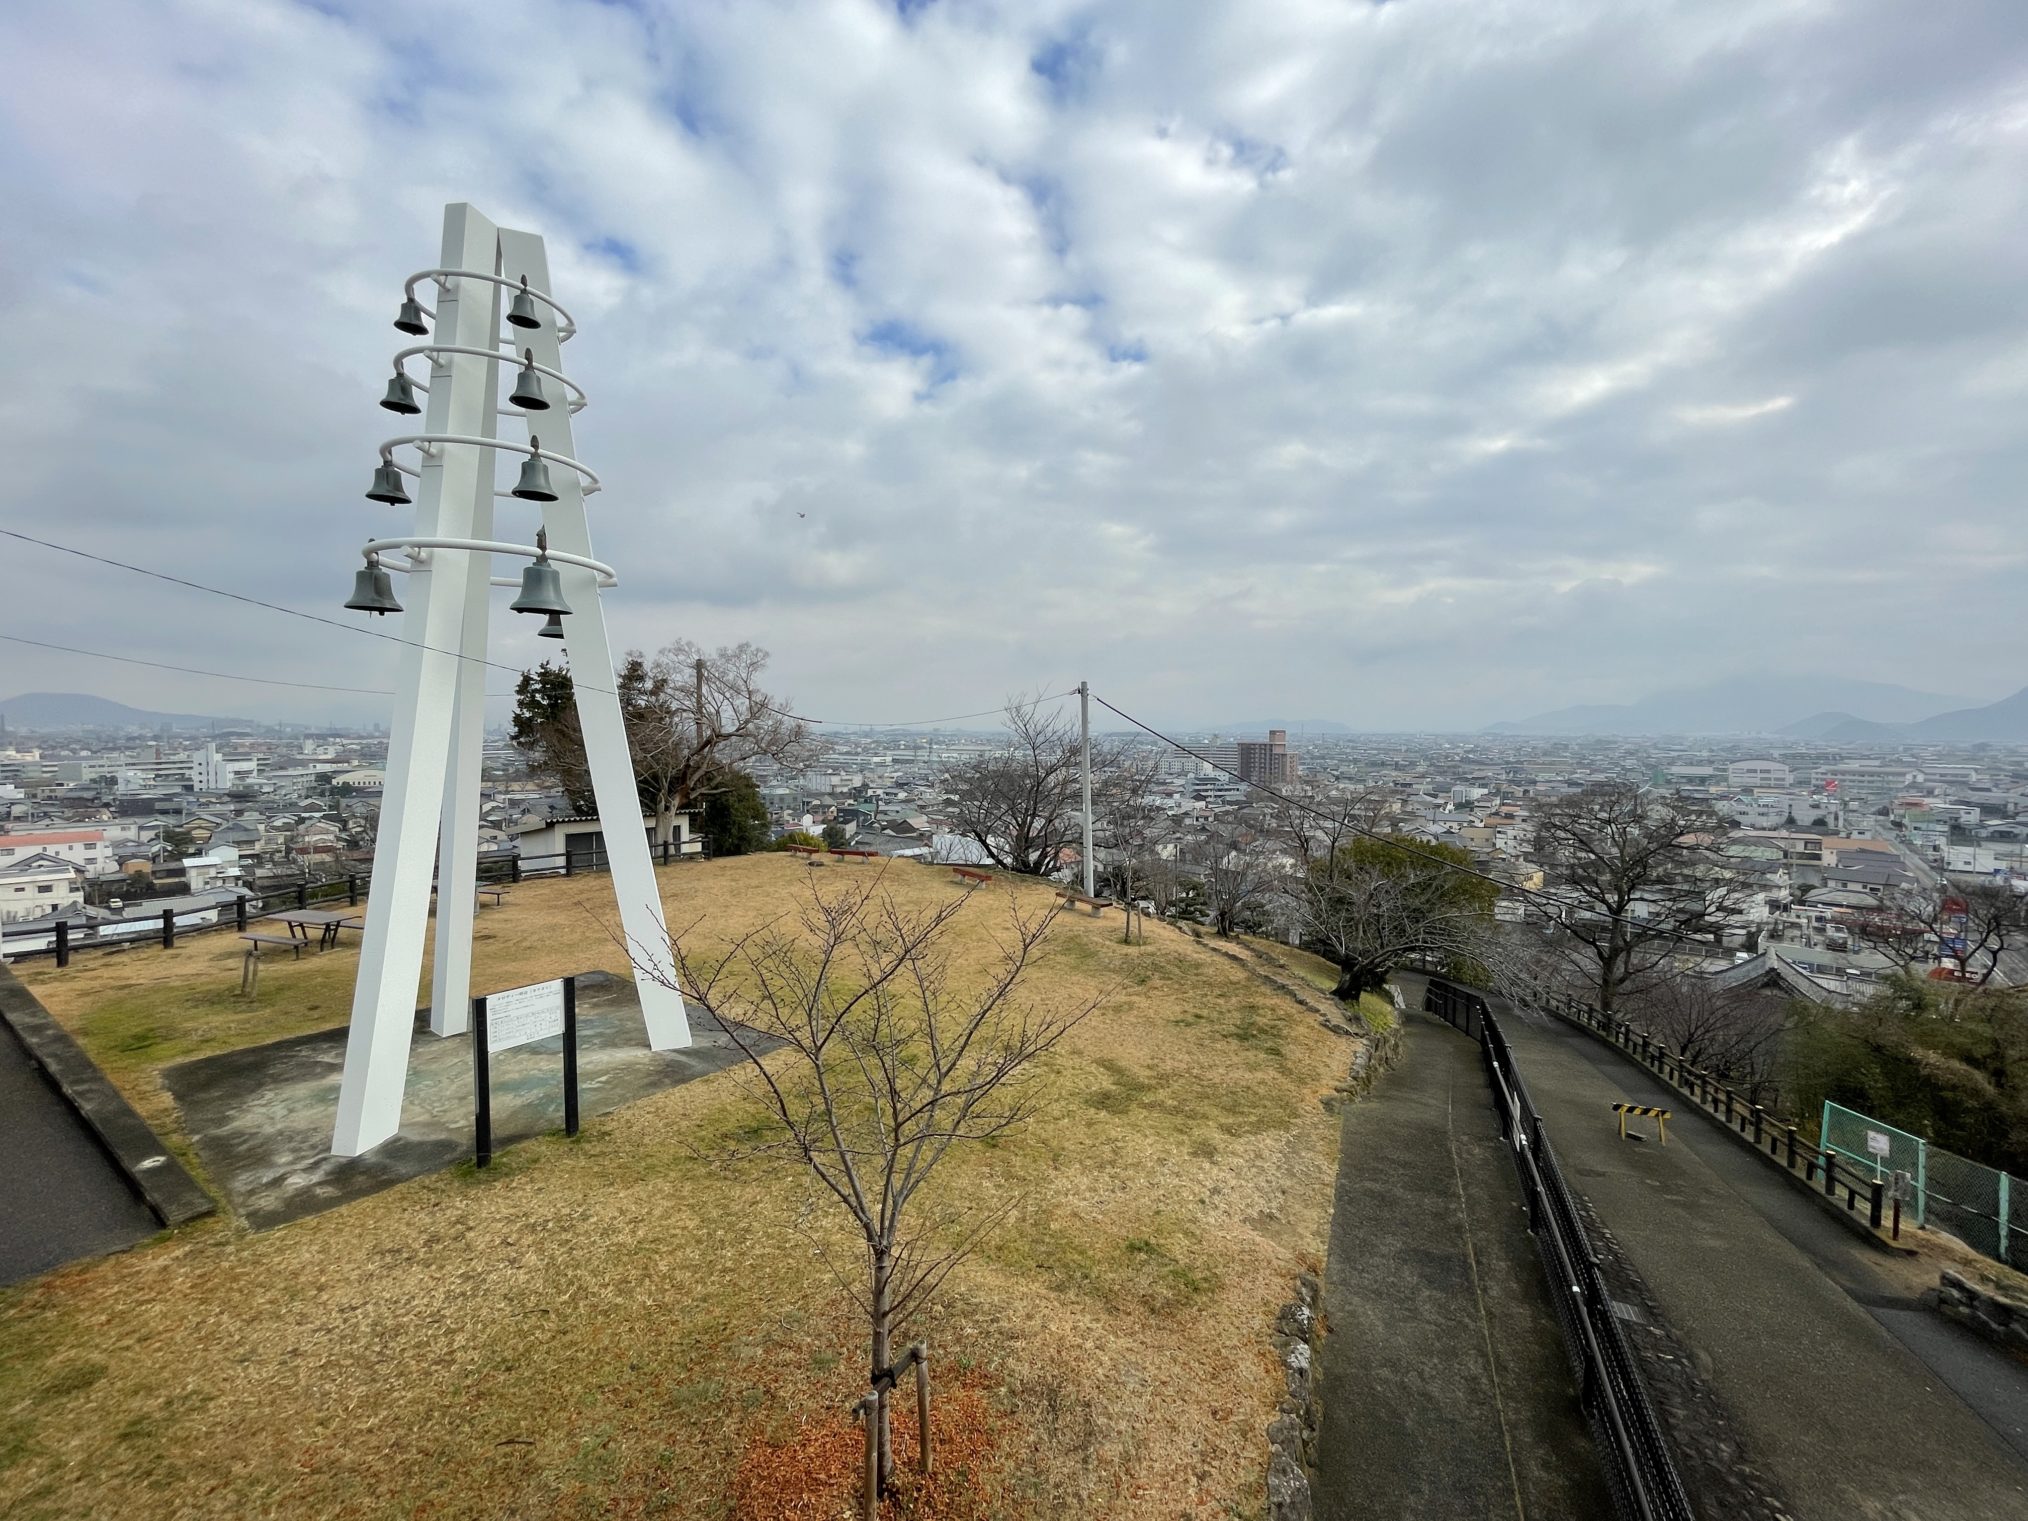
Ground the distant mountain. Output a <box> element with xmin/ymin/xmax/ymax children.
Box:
<box><xmin>1484</xmin><ymin>676</ymin><xmax>1972</xmax><ymax>737</ymax></box>
<box><xmin>0</xmin><ymin>691</ymin><xmax>247</xmax><ymax>730</ymax></box>
<box><xmin>1211</xmin><ymin>719</ymin><xmax>1353</xmax><ymax>735</ymax></box>
<box><xmin>1778</xmin><ymin>710</ymin><xmax>1867</xmax><ymax>739</ymax></box>
<box><xmin>1802</xmin><ymin>686</ymin><xmax>2028</xmax><ymax>745</ymax></box>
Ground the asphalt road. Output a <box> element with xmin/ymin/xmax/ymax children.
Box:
<box><xmin>1488</xmin><ymin>989</ymin><xmax>2028</xmax><ymax>1521</ymax></box>
<box><xmin>0</xmin><ymin>1016</ymin><xmax>157</xmax><ymax>1286</ymax></box>
<box><xmin>1315</xmin><ymin>1014</ymin><xmax>1612</xmax><ymax>1520</ymax></box>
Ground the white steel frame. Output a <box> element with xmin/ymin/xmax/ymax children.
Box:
<box><xmin>331</xmin><ymin>203</ymin><xmax>690</xmax><ymax>1160</ymax></box>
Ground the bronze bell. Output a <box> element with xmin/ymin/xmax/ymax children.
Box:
<box><xmin>511</xmin><ymin>529</ymin><xmax>572</xmax><ymax>619</ymax></box>
<box><xmin>379</xmin><ymin>370</ymin><xmax>421</xmax><ymax>415</ymax></box>
<box><xmin>508</xmin><ymin>349</ymin><xmax>549</xmax><ymax>411</ymax></box>
<box><xmin>511</xmin><ymin>436</ymin><xmax>559</xmax><ymax>502</ymax></box>
<box><xmin>507</xmin><ymin>275</ymin><xmax>541</xmax><ymax>329</ymax></box>
<box><xmin>366</xmin><ymin>461</ymin><xmax>411</xmax><ymax>505</ymax></box>
<box><xmin>393</xmin><ymin>297</ymin><xmax>429</xmax><ymax>336</ymax></box>
<box><xmin>345</xmin><ymin>553</ymin><xmax>403</xmax><ymax>616</ymax></box>
<box><xmin>537</xmin><ymin>611</ymin><xmax>566</xmax><ymax>640</ymax></box>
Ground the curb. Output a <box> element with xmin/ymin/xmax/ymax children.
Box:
<box><xmin>0</xmin><ymin>964</ymin><xmax>213</xmax><ymax>1227</ymax></box>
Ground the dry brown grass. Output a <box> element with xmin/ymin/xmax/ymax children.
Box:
<box><xmin>2</xmin><ymin>856</ymin><xmax>1358</xmax><ymax>1519</ymax></box>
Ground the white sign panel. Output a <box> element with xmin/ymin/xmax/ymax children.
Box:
<box><xmin>486</xmin><ymin>979</ymin><xmax>565</xmax><ymax>1053</ymax></box>
<box><xmin>1865</xmin><ymin>1130</ymin><xmax>1892</xmax><ymax>1158</ymax></box>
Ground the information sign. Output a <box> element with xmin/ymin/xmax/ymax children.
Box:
<box><xmin>487</xmin><ymin>979</ymin><xmax>566</xmax><ymax>1053</ymax></box>
<box><xmin>1866</xmin><ymin>1130</ymin><xmax>1892</xmax><ymax>1158</ymax></box>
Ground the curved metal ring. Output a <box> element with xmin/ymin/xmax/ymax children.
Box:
<box><xmin>377</xmin><ymin>433</ymin><xmax>601</xmax><ymax>495</ymax></box>
<box><xmin>361</xmin><ymin>536</ymin><xmax>619</xmax><ymax>588</ymax></box>
<box><xmin>402</xmin><ymin>267</ymin><xmax>578</xmax><ymax>338</ymax></box>
<box><xmin>395</xmin><ymin>343</ymin><xmax>589</xmax><ymax>413</ymax></box>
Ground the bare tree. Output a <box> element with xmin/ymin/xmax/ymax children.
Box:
<box><xmin>1622</xmin><ymin>975</ymin><xmax>1786</xmax><ymax>1106</ymax></box>
<box><xmin>948</xmin><ymin>695</ymin><xmax>1124</xmax><ymax>878</ymax></box>
<box><xmin>1187</xmin><ymin>823</ymin><xmax>1280</xmax><ymax>937</ymax></box>
<box><xmin>511</xmin><ymin>641</ymin><xmax>814</xmax><ymax>843</ymax></box>
<box><xmin>1850</xmin><ymin>880</ymin><xmax>2020</xmax><ymax>987</ymax></box>
<box><xmin>1096</xmin><ymin>752</ymin><xmax>1166</xmax><ymax>944</ymax></box>
<box><xmin>647</xmin><ymin>875</ymin><xmax>1099</xmax><ymax>1501</ymax></box>
<box><xmin>1264</xmin><ymin>788</ymin><xmax>1501</xmax><ymax>999</ymax></box>
<box><xmin>1531</xmin><ymin>784</ymin><xmax>1746</xmax><ymax>1015</ymax></box>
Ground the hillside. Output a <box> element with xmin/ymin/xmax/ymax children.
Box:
<box><xmin>0</xmin><ymin>690</ymin><xmax>246</xmax><ymax>730</ymax></box>
<box><xmin>1485</xmin><ymin>675</ymin><xmax>1969</xmax><ymax>736</ymax></box>
<box><xmin>1801</xmin><ymin>685</ymin><xmax>2028</xmax><ymax>744</ymax></box>
<box><xmin>3</xmin><ymin>855</ymin><xmax>1369</xmax><ymax>1518</ymax></box>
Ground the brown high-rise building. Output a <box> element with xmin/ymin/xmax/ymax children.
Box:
<box><xmin>1236</xmin><ymin>729</ymin><xmax>1297</xmax><ymax>785</ymax></box>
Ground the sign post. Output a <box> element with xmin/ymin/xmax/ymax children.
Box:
<box><xmin>470</xmin><ymin>974</ymin><xmax>581</xmax><ymax>1168</ymax></box>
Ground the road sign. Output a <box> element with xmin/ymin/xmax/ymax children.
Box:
<box><xmin>487</xmin><ymin>978</ymin><xmax>566</xmax><ymax>1053</ymax></box>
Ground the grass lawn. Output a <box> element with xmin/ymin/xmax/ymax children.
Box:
<box><xmin>1</xmin><ymin>856</ymin><xmax>1368</xmax><ymax>1519</ymax></box>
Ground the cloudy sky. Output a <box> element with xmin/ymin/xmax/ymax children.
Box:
<box><xmin>3</xmin><ymin>0</ymin><xmax>2026</xmax><ymax>732</ymax></box>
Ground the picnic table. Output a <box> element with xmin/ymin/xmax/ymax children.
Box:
<box><xmin>263</xmin><ymin>908</ymin><xmax>363</xmax><ymax>950</ymax></box>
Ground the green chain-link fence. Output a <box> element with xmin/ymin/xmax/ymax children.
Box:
<box><xmin>1822</xmin><ymin>1100</ymin><xmax>2023</xmax><ymax>1269</ymax></box>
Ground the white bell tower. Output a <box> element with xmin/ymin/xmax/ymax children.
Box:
<box><xmin>331</xmin><ymin>203</ymin><xmax>689</xmax><ymax>1159</ymax></box>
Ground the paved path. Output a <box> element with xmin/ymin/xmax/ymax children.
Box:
<box><xmin>1315</xmin><ymin>1014</ymin><xmax>1612</xmax><ymax>1520</ymax></box>
<box><xmin>0</xmin><ymin>1015</ymin><xmax>157</xmax><ymax>1286</ymax></box>
<box><xmin>1493</xmin><ymin>993</ymin><xmax>2028</xmax><ymax>1521</ymax></box>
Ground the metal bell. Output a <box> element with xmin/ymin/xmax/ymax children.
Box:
<box><xmin>379</xmin><ymin>370</ymin><xmax>421</xmax><ymax>415</ymax></box>
<box><xmin>344</xmin><ymin>554</ymin><xmax>403</xmax><ymax>616</ymax></box>
<box><xmin>511</xmin><ymin>436</ymin><xmax>559</xmax><ymax>502</ymax></box>
<box><xmin>508</xmin><ymin>349</ymin><xmax>549</xmax><ymax>411</ymax></box>
<box><xmin>512</xmin><ymin>527</ymin><xmax>573</xmax><ymax>622</ymax></box>
<box><xmin>537</xmin><ymin>611</ymin><xmax>566</xmax><ymax>640</ymax></box>
<box><xmin>366</xmin><ymin>461</ymin><xmax>411</xmax><ymax>505</ymax></box>
<box><xmin>507</xmin><ymin>275</ymin><xmax>541</xmax><ymax>330</ymax></box>
<box><xmin>393</xmin><ymin>297</ymin><xmax>429</xmax><ymax>336</ymax></box>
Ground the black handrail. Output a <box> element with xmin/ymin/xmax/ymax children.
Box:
<box><xmin>0</xmin><ymin>839</ymin><xmax>711</xmax><ymax>965</ymax></box>
<box><xmin>1423</xmin><ymin>975</ymin><xmax>1695</xmax><ymax>1521</ymax></box>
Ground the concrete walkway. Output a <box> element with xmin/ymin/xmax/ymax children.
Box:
<box><xmin>0</xmin><ymin>1015</ymin><xmax>157</xmax><ymax>1286</ymax></box>
<box><xmin>1496</xmin><ymin>995</ymin><xmax>2028</xmax><ymax>1521</ymax></box>
<box><xmin>1315</xmin><ymin>1014</ymin><xmax>1612</xmax><ymax>1520</ymax></box>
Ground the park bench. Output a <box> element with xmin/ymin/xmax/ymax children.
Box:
<box><xmin>828</xmin><ymin>849</ymin><xmax>880</xmax><ymax>862</ymax></box>
<box><xmin>780</xmin><ymin>843</ymin><xmax>821</xmax><ymax>856</ymax></box>
<box><xmin>1055</xmin><ymin>889</ymin><xmax>1112</xmax><ymax>917</ymax></box>
<box><xmin>950</xmin><ymin>866</ymin><xmax>994</xmax><ymax>888</ymax></box>
<box><xmin>476</xmin><ymin>886</ymin><xmax>511</xmax><ymax>908</ymax></box>
<box><xmin>238</xmin><ymin>932</ymin><xmax>306</xmax><ymax>995</ymax></box>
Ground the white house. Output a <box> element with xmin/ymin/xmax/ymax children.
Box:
<box><xmin>0</xmin><ymin>853</ymin><xmax>84</xmax><ymax>923</ymax></box>
<box><xmin>0</xmin><ymin>828</ymin><xmax>113</xmax><ymax>874</ymax></box>
<box><xmin>511</xmin><ymin>809</ymin><xmax>702</xmax><ymax>869</ymax></box>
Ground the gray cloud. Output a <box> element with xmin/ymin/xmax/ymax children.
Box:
<box><xmin>2</xmin><ymin>0</ymin><xmax>2025</xmax><ymax>732</ymax></box>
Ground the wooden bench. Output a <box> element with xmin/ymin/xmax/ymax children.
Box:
<box><xmin>476</xmin><ymin>886</ymin><xmax>511</xmax><ymax>907</ymax></box>
<box><xmin>828</xmin><ymin>849</ymin><xmax>880</xmax><ymax>862</ymax></box>
<box><xmin>780</xmin><ymin>843</ymin><xmax>821</xmax><ymax>857</ymax></box>
<box><xmin>239</xmin><ymin>933</ymin><xmax>306</xmax><ymax>994</ymax></box>
<box><xmin>1055</xmin><ymin>890</ymin><xmax>1112</xmax><ymax>917</ymax></box>
<box><xmin>951</xmin><ymin>866</ymin><xmax>995</xmax><ymax>888</ymax></box>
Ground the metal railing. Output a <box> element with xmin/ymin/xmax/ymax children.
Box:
<box><xmin>1522</xmin><ymin>984</ymin><xmax>1894</xmax><ymax>1236</ymax></box>
<box><xmin>1422</xmin><ymin>976</ymin><xmax>1694</xmax><ymax>1521</ymax></box>
<box><xmin>0</xmin><ymin>838</ymin><xmax>709</xmax><ymax>968</ymax></box>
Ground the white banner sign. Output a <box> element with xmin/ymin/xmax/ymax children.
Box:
<box><xmin>1865</xmin><ymin>1130</ymin><xmax>1892</xmax><ymax>1158</ymax></box>
<box><xmin>486</xmin><ymin>978</ymin><xmax>566</xmax><ymax>1053</ymax></box>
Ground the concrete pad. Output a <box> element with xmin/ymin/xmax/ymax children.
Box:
<box><xmin>163</xmin><ymin>973</ymin><xmax>768</xmax><ymax>1230</ymax></box>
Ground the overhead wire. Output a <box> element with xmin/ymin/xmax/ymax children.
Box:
<box><xmin>1</xmin><ymin>528</ymin><xmax>618</xmax><ymax>695</ymax></box>
<box><xmin>0</xmin><ymin>634</ymin><xmax>394</xmax><ymax>694</ymax></box>
<box><xmin>1087</xmin><ymin>688</ymin><xmax>1745</xmax><ymax>955</ymax></box>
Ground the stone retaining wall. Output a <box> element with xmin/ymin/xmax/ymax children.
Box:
<box><xmin>1936</xmin><ymin>1269</ymin><xmax>2028</xmax><ymax>1354</ymax></box>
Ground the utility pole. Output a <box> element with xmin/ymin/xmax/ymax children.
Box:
<box><xmin>1079</xmin><ymin>681</ymin><xmax>1094</xmax><ymax>898</ymax></box>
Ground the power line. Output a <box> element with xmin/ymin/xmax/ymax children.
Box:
<box><xmin>1</xmin><ymin>529</ymin><xmax>617</xmax><ymax>695</ymax></box>
<box><xmin>753</xmin><ymin>689</ymin><xmax>1079</xmax><ymax>729</ymax></box>
<box><xmin>1087</xmin><ymin>689</ymin><xmax>1735</xmax><ymax>954</ymax></box>
<box><xmin>0</xmin><ymin>634</ymin><xmax>396</xmax><ymax>694</ymax></box>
